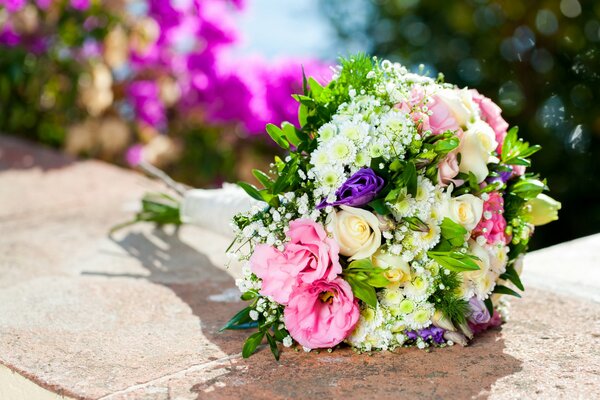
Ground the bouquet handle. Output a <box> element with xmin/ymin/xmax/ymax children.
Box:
<box><xmin>180</xmin><ymin>184</ymin><xmax>262</xmax><ymax>238</ymax></box>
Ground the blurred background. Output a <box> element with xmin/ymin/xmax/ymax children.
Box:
<box><xmin>1</xmin><ymin>0</ymin><xmax>598</xmax><ymax>250</ymax></box>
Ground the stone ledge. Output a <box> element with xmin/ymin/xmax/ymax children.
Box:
<box><xmin>1</xmin><ymin>136</ymin><xmax>599</xmax><ymax>399</ymax></box>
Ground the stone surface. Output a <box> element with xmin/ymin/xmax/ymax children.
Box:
<box><xmin>0</xmin><ymin>136</ymin><xmax>599</xmax><ymax>400</ymax></box>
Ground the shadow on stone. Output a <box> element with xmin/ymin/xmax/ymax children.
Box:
<box><xmin>197</xmin><ymin>328</ymin><xmax>524</xmax><ymax>400</ymax></box>
<box><xmin>0</xmin><ymin>135</ymin><xmax>75</xmax><ymax>171</ymax></box>
<box><xmin>92</xmin><ymin>227</ymin><xmax>524</xmax><ymax>399</ymax></box>
<box><xmin>85</xmin><ymin>227</ymin><xmax>249</xmax><ymax>355</ymax></box>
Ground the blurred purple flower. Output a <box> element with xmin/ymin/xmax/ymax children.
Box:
<box><xmin>125</xmin><ymin>144</ymin><xmax>144</xmax><ymax>167</ymax></box>
<box><xmin>0</xmin><ymin>26</ymin><xmax>20</xmax><ymax>46</ymax></box>
<box><xmin>1</xmin><ymin>0</ymin><xmax>26</xmax><ymax>12</ymax></box>
<box><xmin>70</xmin><ymin>0</ymin><xmax>90</xmax><ymax>11</ymax></box>
<box><xmin>127</xmin><ymin>81</ymin><xmax>166</xmax><ymax>128</ymax></box>
<box><xmin>35</xmin><ymin>0</ymin><xmax>53</xmax><ymax>10</ymax></box>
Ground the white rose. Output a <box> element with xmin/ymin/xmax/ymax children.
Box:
<box><xmin>461</xmin><ymin>240</ymin><xmax>500</xmax><ymax>299</ymax></box>
<box><xmin>487</xmin><ymin>244</ymin><xmax>508</xmax><ymax>275</ymax></box>
<box><xmin>372</xmin><ymin>250</ymin><xmax>411</xmax><ymax>285</ymax></box>
<box><xmin>458</xmin><ymin>120</ymin><xmax>498</xmax><ymax>183</ymax></box>
<box><xmin>434</xmin><ymin>88</ymin><xmax>478</xmax><ymax>127</ymax></box>
<box><xmin>327</xmin><ymin>205</ymin><xmax>381</xmax><ymax>260</ymax></box>
<box><xmin>442</xmin><ymin>193</ymin><xmax>484</xmax><ymax>231</ymax></box>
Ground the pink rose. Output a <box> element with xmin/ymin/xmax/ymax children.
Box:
<box><xmin>394</xmin><ymin>87</ymin><xmax>431</xmax><ymax>134</ymax></box>
<box><xmin>437</xmin><ymin>149</ymin><xmax>464</xmax><ymax>187</ymax></box>
<box><xmin>284</xmin><ymin>278</ymin><xmax>359</xmax><ymax>349</ymax></box>
<box><xmin>473</xmin><ymin>192</ymin><xmax>509</xmax><ymax>245</ymax></box>
<box><xmin>470</xmin><ymin>90</ymin><xmax>508</xmax><ymax>153</ymax></box>
<box><xmin>511</xmin><ymin>165</ymin><xmax>526</xmax><ymax>177</ymax></box>
<box><xmin>428</xmin><ymin>95</ymin><xmax>460</xmax><ymax>134</ymax></box>
<box><xmin>250</xmin><ymin>219</ymin><xmax>342</xmax><ymax>305</ymax></box>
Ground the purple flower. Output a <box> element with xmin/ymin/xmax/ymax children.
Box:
<box><xmin>318</xmin><ymin>168</ymin><xmax>384</xmax><ymax>209</ymax></box>
<box><xmin>405</xmin><ymin>326</ymin><xmax>446</xmax><ymax>344</ymax></box>
<box><xmin>2</xmin><ymin>0</ymin><xmax>26</xmax><ymax>13</ymax></box>
<box><xmin>70</xmin><ymin>0</ymin><xmax>90</xmax><ymax>11</ymax></box>
<box><xmin>0</xmin><ymin>26</ymin><xmax>20</xmax><ymax>47</ymax></box>
<box><xmin>467</xmin><ymin>296</ymin><xmax>491</xmax><ymax>324</ymax></box>
<box><xmin>127</xmin><ymin>81</ymin><xmax>166</xmax><ymax>128</ymax></box>
<box><xmin>125</xmin><ymin>144</ymin><xmax>144</xmax><ymax>167</ymax></box>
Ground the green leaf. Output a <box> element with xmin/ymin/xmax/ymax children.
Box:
<box><xmin>272</xmin><ymin>158</ymin><xmax>299</xmax><ymax>195</ymax></box>
<box><xmin>220</xmin><ymin>306</ymin><xmax>253</xmax><ymax>332</ymax></box>
<box><xmin>368</xmin><ymin>198</ymin><xmax>391</xmax><ymax>215</ymax></box>
<box><xmin>252</xmin><ymin>169</ymin><xmax>273</xmax><ymax>189</ymax></box>
<box><xmin>397</xmin><ymin>162</ymin><xmax>417</xmax><ymax>196</ymax></box>
<box><xmin>237</xmin><ymin>182</ymin><xmax>265</xmax><ymax>202</ymax></box>
<box><xmin>265</xmin><ymin>332</ymin><xmax>280</xmax><ymax>361</ymax></box>
<box><xmin>242</xmin><ymin>331</ymin><xmax>265</xmax><ymax>358</ymax></box>
<box><xmin>493</xmin><ymin>284</ymin><xmax>522</xmax><ymax>298</ymax></box>
<box><xmin>433</xmin><ymin>136</ymin><xmax>459</xmax><ymax>154</ymax></box>
<box><xmin>265</xmin><ymin>123</ymin><xmax>290</xmax><ymax>149</ymax></box>
<box><xmin>281</xmin><ymin>121</ymin><xmax>302</xmax><ymax>147</ymax></box>
<box><xmin>308</xmin><ymin>76</ymin><xmax>324</xmax><ymax>97</ymax></box>
<box><xmin>403</xmin><ymin>216</ymin><xmax>429</xmax><ymax>232</ymax></box>
<box><xmin>500</xmin><ymin>265</ymin><xmax>525</xmax><ymax>291</ymax></box>
<box><xmin>440</xmin><ymin>218</ymin><xmax>468</xmax><ymax>248</ymax></box>
<box><xmin>427</xmin><ymin>251</ymin><xmax>481</xmax><ymax>272</ymax></box>
<box><xmin>298</xmin><ymin>103</ymin><xmax>308</xmax><ymax>127</ymax></box>
<box><xmin>346</xmin><ymin>276</ymin><xmax>378</xmax><ymax>307</ymax></box>
<box><xmin>366</xmin><ymin>272</ymin><xmax>391</xmax><ymax>288</ymax></box>
<box><xmin>501</xmin><ymin>126</ymin><xmax>518</xmax><ymax>161</ymax></box>
<box><xmin>501</xmin><ymin>126</ymin><xmax>541</xmax><ymax>166</ymax></box>
<box><xmin>273</xmin><ymin>325</ymin><xmax>289</xmax><ymax>342</ymax></box>
<box><xmin>484</xmin><ymin>297</ymin><xmax>494</xmax><ymax>317</ymax></box>
<box><xmin>511</xmin><ymin>178</ymin><xmax>546</xmax><ymax>200</ymax></box>
<box><xmin>301</xmin><ymin>65</ymin><xmax>308</xmax><ymax>95</ymax></box>
<box><xmin>346</xmin><ymin>258</ymin><xmax>374</xmax><ymax>271</ymax></box>
<box><xmin>389</xmin><ymin>159</ymin><xmax>402</xmax><ymax>172</ymax></box>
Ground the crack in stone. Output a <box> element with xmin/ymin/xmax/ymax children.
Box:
<box><xmin>97</xmin><ymin>353</ymin><xmax>242</xmax><ymax>399</ymax></box>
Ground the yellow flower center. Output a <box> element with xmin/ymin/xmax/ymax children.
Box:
<box><xmin>319</xmin><ymin>290</ymin><xmax>336</xmax><ymax>304</ymax></box>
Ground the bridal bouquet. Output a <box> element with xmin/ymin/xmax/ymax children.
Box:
<box><xmin>217</xmin><ymin>55</ymin><xmax>560</xmax><ymax>359</ymax></box>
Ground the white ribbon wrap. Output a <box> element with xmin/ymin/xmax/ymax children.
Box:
<box><xmin>180</xmin><ymin>184</ymin><xmax>263</xmax><ymax>238</ymax></box>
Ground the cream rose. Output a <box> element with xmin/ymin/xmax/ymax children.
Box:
<box><xmin>442</xmin><ymin>193</ymin><xmax>484</xmax><ymax>231</ymax></box>
<box><xmin>327</xmin><ymin>205</ymin><xmax>381</xmax><ymax>260</ymax></box>
<box><xmin>458</xmin><ymin>120</ymin><xmax>498</xmax><ymax>183</ymax></box>
<box><xmin>460</xmin><ymin>240</ymin><xmax>502</xmax><ymax>300</ymax></box>
<box><xmin>372</xmin><ymin>250</ymin><xmax>411</xmax><ymax>285</ymax></box>
<box><xmin>434</xmin><ymin>88</ymin><xmax>478</xmax><ymax>127</ymax></box>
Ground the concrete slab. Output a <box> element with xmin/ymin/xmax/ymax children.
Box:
<box><xmin>1</xmin><ymin>136</ymin><xmax>599</xmax><ymax>399</ymax></box>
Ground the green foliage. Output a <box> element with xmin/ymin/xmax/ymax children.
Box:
<box><xmin>219</xmin><ymin>306</ymin><xmax>256</xmax><ymax>331</ymax></box>
<box><xmin>265</xmin><ymin>123</ymin><xmax>291</xmax><ymax>150</ymax></box>
<box><xmin>397</xmin><ymin>161</ymin><xmax>418</xmax><ymax>196</ymax></box>
<box><xmin>221</xmin><ymin>292</ymin><xmax>287</xmax><ymax>360</ymax></box>
<box><xmin>510</xmin><ymin>177</ymin><xmax>547</xmax><ymax>201</ymax></box>
<box><xmin>343</xmin><ymin>259</ymin><xmax>390</xmax><ymax>307</ymax></box>
<box><xmin>368</xmin><ymin>198</ymin><xmax>392</xmax><ymax>215</ymax></box>
<box><xmin>297</xmin><ymin>53</ymin><xmax>377</xmax><ymax>134</ymax></box>
<box><xmin>109</xmin><ymin>193</ymin><xmax>182</xmax><ymax>233</ymax></box>
<box><xmin>427</xmin><ymin>251</ymin><xmax>480</xmax><ymax>272</ymax></box>
<box><xmin>501</xmin><ymin>127</ymin><xmax>542</xmax><ymax>167</ymax></box>
<box><xmin>403</xmin><ymin>216</ymin><xmax>429</xmax><ymax>232</ymax></box>
<box><xmin>429</xmin><ymin>270</ymin><xmax>469</xmax><ymax>325</ymax></box>
<box><xmin>493</xmin><ymin>284</ymin><xmax>522</xmax><ymax>298</ymax></box>
<box><xmin>500</xmin><ymin>265</ymin><xmax>525</xmax><ymax>291</ymax></box>
<box><xmin>439</xmin><ymin>218</ymin><xmax>468</xmax><ymax>249</ymax></box>
<box><xmin>242</xmin><ymin>331</ymin><xmax>265</xmax><ymax>358</ymax></box>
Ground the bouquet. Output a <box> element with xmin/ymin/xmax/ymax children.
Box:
<box><xmin>222</xmin><ymin>54</ymin><xmax>560</xmax><ymax>360</ymax></box>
